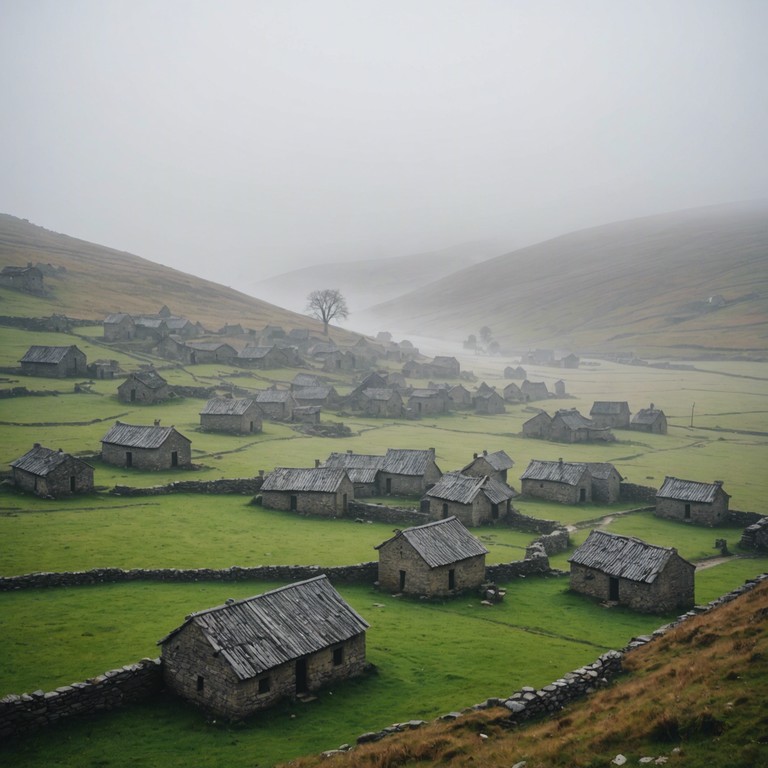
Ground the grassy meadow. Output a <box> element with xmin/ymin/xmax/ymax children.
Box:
<box><xmin>1</xmin><ymin>321</ymin><xmax>767</xmax><ymax>767</ymax></box>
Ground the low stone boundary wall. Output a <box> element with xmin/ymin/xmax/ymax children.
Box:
<box><xmin>619</xmin><ymin>482</ymin><xmax>657</xmax><ymax>503</ymax></box>
<box><xmin>728</xmin><ymin>509</ymin><xmax>764</xmax><ymax>527</ymax></box>
<box><xmin>486</xmin><ymin>550</ymin><xmax>550</xmax><ymax>581</ymax></box>
<box><xmin>0</xmin><ymin>658</ymin><xmax>162</xmax><ymax>741</ymax></box>
<box><xmin>740</xmin><ymin>517</ymin><xmax>768</xmax><ymax>551</ymax></box>
<box><xmin>534</xmin><ymin>526</ymin><xmax>570</xmax><ymax>555</ymax></box>
<box><xmin>111</xmin><ymin>478</ymin><xmax>264</xmax><ymax>496</ymax></box>
<box><xmin>348</xmin><ymin>501</ymin><xmax>431</xmax><ymax>527</ymax></box>
<box><xmin>506</xmin><ymin>510</ymin><xmax>561</xmax><ymax>534</ymax></box>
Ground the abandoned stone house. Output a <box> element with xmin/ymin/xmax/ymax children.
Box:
<box><xmin>19</xmin><ymin>345</ymin><xmax>87</xmax><ymax>378</ymax></box>
<box><xmin>0</xmin><ymin>264</ymin><xmax>44</xmax><ymax>292</ymax></box>
<box><xmin>589</xmin><ymin>401</ymin><xmax>631</xmax><ymax>429</ymax></box>
<box><xmin>103</xmin><ymin>313</ymin><xmax>136</xmax><ymax>341</ymax></box>
<box><xmin>424</xmin><ymin>472</ymin><xmax>516</xmax><ymax>526</ymax></box>
<box><xmin>359</xmin><ymin>388</ymin><xmax>404</xmax><ymax>418</ymax></box>
<box><xmin>199</xmin><ymin>398</ymin><xmax>263</xmax><ymax>434</ymax></box>
<box><xmin>253</xmin><ymin>390</ymin><xmax>297</xmax><ymax>421</ymax></box>
<box><xmin>87</xmin><ymin>359</ymin><xmax>121</xmax><ymax>380</ymax></box>
<box><xmin>548</xmin><ymin>409</ymin><xmax>615</xmax><ymax>443</ymax></box>
<box><xmin>292</xmin><ymin>385</ymin><xmax>339</xmax><ymax>409</ymax></box>
<box><xmin>375</xmin><ymin>516</ymin><xmax>489</xmax><ymax>597</ymax></box>
<box><xmin>101</xmin><ymin>421</ymin><xmax>192</xmax><ymax>470</ymax></box>
<box><xmin>407</xmin><ymin>388</ymin><xmax>450</xmax><ymax>416</ymax></box>
<box><xmin>473</xmin><ymin>388</ymin><xmax>506</xmax><ymax>415</ymax></box>
<box><xmin>503</xmin><ymin>382</ymin><xmax>524</xmax><ymax>402</ymax></box>
<box><xmin>560</xmin><ymin>353</ymin><xmax>580</xmax><ymax>369</ymax></box>
<box><xmin>504</xmin><ymin>365</ymin><xmax>526</xmax><ymax>380</ymax></box>
<box><xmin>554</xmin><ymin>379</ymin><xmax>566</xmax><ymax>397</ymax></box>
<box><xmin>630</xmin><ymin>405</ymin><xmax>668</xmax><ymax>434</ymax></box>
<box><xmin>346</xmin><ymin>372</ymin><xmax>389</xmax><ymax>407</ymax></box>
<box><xmin>10</xmin><ymin>444</ymin><xmax>94</xmax><ymax>498</ymax></box>
<box><xmin>292</xmin><ymin>405</ymin><xmax>322</xmax><ymax>424</ymax></box>
<box><xmin>568</xmin><ymin>529</ymin><xmax>695</xmax><ymax>613</ymax></box>
<box><xmin>260</xmin><ymin>467</ymin><xmax>354</xmax><ymax>516</ymax></box>
<box><xmin>655</xmin><ymin>476</ymin><xmax>730</xmax><ymax>526</ymax></box>
<box><xmin>378</xmin><ymin>448</ymin><xmax>442</xmax><ymax>496</ymax></box>
<box><xmin>447</xmin><ymin>383</ymin><xmax>473</xmax><ymax>408</ymax></box>
<box><xmin>521</xmin><ymin>380</ymin><xmax>549</xmax><ymax>402</ymax></box>
<box><xmin>461</xmin><ymin>449</ymin><xmax>514</xmax><ymax>484</ymax></box>
<box><xmin>237</xmin><ymin>345</ymin><xmax>294</xmax><ymax>370</ymax></box>
<box><xmin>321</xmin><ymin>452</ymin><xmax>385</xmax><ymax>497</ymax></box>
<box><xmin>260</xmin><ymin>324</ymin><xmax>286</xmax><ymax>344</ymax></box>
<box><xmin>323</xmin><ymin>349</ymin><xmax>358</xmax><ymax>372</ymax></box>
<box><xmin>117</xmin><ymin>369</ymin><xmax>171</xmax><ymax>404</ymax></box>
<box><xmin>522</xmin><ymin>410</ymin><xmax>552</xmax><ymax>438</ymax></box>
<box><xmin>291</xmin><ymin>373</ymin><xmax>323</xmax><ymax>390</ymax></box>
<box><xmin>159</xmin><ymin>575</ymin><xmax>369</xmax><ymax>720</ymax></box>
<box><xmin>520</xmin><ymin>459</ymin><xmax>592</xmax><ymax>504</ymax></box>
<box><xmin>585</xmin><ymin>462</ymin><xmax>622</xmax><ymax>503</ymax></box>
<box><xmin>177</xmin><ymin>340</ymin><xmax>238</xmax><ymax>365</ymax></box>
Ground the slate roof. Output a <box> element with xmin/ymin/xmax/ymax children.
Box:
<box><xmin>462</xmin><ymin>450</ymin><xmax>514</xmax><ymax>473</ymax></box>
<box><xmin>323</xmin><ymin>452</ymin><xmax>385</xmax><ymax>484</ymax></box>
<box><xmin>200</xmin><ymin>398</ymin><xmax>256</xmax><ymax>416</ymax></box>
<box><xmin>185</xmin><ymin>341</ymin><xmax>234</xmax><ymax>352</ymax></box>
<box><xmin>254</xmin><ymin>390</ymin><xmax>295</xmax><ymax>404</ymax></box>
<box><xmin>408</xmin><ymin>388</ymin><xmax>443</xmax><ymax>399</ymax></box>
<box><xmin>375</xmin><ymin>516</ymin><xmax>488</xmax><ymax>568</ymax></box>
<box><xmin>20</xmin><ymin>345</ymin><xmax>81</xmax><ymax>364</ymax></box>
<box><xmin>553</xmin><ymin>409</ymin><xmax>598</xmax><ymax>430</ymax></box>
<box><xmin>568</xmin><ymin>530</ymin><xmax>692</xmax><ymax>584</ymax></box>
<box><xmin>382</xmin><ymin>448</ymin><xmax>437</xmax><ymax>476</ymax></box>
<box><xmin>292</xmin><ymin>373</ymin><xmax>322</xmax><ymax>388</ymax></box>
<box><xmin>104</xmin><ymin>313</ymin><xmax>133</xmax><ymax>324</ymax></box>
<box><xmin>2</xmin><ymin>265</ymin><xmax>37</xmax><ymax>275</ymax></box>
<box><xmin>590</xmin><ymin>401</ymin><xmax>629</xmax><ymax>415</ymax></box>
<box><xmin>159</xmin><ymin>575</ymin><xmax>368</xmax><ymax>681</ymax></box>
<box><xmin>10</xmin><ymin>445</ymin><xmax>91</xmax><ymax>476</ymax></box>
<box><xmin>101</xmin><ymin>422</ymin><xmax>189</xmax><ymax>448</ymax></box>
<box><xmin>427</xmin><ymin>472</ymin><xmax>516</xmax><ymax>505</ymax></box>
<box><xmin>239</xmin><ymin>345</ymin><xmax>275</xmax><ymax>360</ymax></box>
<box><xmin>362</xmin><ymin>388</ymin><xmax>398</xmax><ymax>401</ymax></box>
<box><xmin>631</xmin><ymin>408</ymin><xmax>665</xmax><ymax>425</ymax></box>
<box><xmin>261</xmin><ymin>467</ymin><xmax>349</xmax><ymax>493</ymax></box>
<box><xmin>521</xmin><ymin>459</ymin><xmax>588</xmax><ymax>485</ymax></box>
<box><xmin>293</xmin><ymin>386</ymin><xmax>332</xmax><ymax>400</ymax></box>
<box><xmin>586</xmin><ymin>462</ymin><xmax>620</xmax><ymax>480</ymax></box>
<box><xmin>126</xmin><ymin>369</ymin><xmax>168</xmax><ymax>389</ymax></box>
<box><xmin>656</xmin><ymin>476</ymin><xmax>728</xmax><ymax>503</ymax></box>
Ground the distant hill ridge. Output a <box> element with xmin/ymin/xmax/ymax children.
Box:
<box><xmin>362</xmin><ymin>202</ymin><xmax>768</xmax><ymax>359</ymax></box>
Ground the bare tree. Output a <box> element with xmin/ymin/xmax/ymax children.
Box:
<box><xmin>305</xmin><ymin>288</ymin><xmax>349</xmax><ymax>334</ymax></box>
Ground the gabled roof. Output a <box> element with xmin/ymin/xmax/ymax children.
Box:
<box><xmin>323</xmin><ymin>452</ymin><xmax>385</xmax><ymax>484</ymax></box>
<box><xmin>568</xmin><ymin>529</ymin><xmax>692</xmax><ymax>583</ymax></box>
<box><xmin>521</xmin><ymin>459</ymin><xmax>588</xmax><ymax>485</ymax></box>
<box><xmin>293</xmin><ymin>386</ymin><xmax>332</xmax><ymax>400</ymax></box>
<box><xmin>382</xmin><ymin>448</ymin><xmax>437</xmax><ymax>476</ymax></box>
<box><xmin>20</xmin><ymin>345</ymin><xmax>81</xmax><ymax>364</ymax></box>
<box><xmin>521</xmin><ymin>380</ymin><xmax>549</xmax><ymax>395</ymax></box>
<box><xmin>2</xmin><ymin>265</ymin><xmax>39</xmax><ymax>275</ymax></box>
<box><xmin>239</xmin><ymin>345</ymin><xmax>277</xmax><ymax>359</ymax></box>
<box><xmin>184</xmin><ymin>341</ymin><xmax>235</xmax><ymax>352</ymax></box>
<box><xmin>590</xmin><ymin>401</ymin><xmax>629</xmax><ymax>415</ymax></box>
<box><xmin>254</xmin><ymin>389</ymin><xmax>295</xmax><ymax>404</ymax></box>
<box><xmin>101</xmin><ymin>422</ymin><xmax>189</xmax><ymax>449</ymax></box>
<box><xmin>261</xmin><ymin>467</ymin><xmax>349</xmax><ymax>493</ymax></box>
<box><xmin>657</xmin><ymin>476</ymin><xmax>728</xmax><ymax>503</ymax></box>
<box><xmin>126</xmin><ymin>369</ymin><xmax>167</xmax><ymax>389</ymax></box>
<box><xmin>104</xmin><ymin>313</ymin><xmax>133</xmax><ymax>324</ymax></box>
<box><xmin>408</xmin><ymin>388</ymin><xmax>444</xmax><ymax>399</ymax></box>
<box><xmin>362</xmin><ymin>388</ymin><xmax>398</xmax><ymax>401</ymax></box>
<box><xmin>375</xmin><ymin>516</ymin><xmax>488</xmax><ymax>568</ymax></box>
<box><xmin>200</xmin><ymin>398</ymin><xmax>256</xmax><ymax>416</ymax></box>
<box><xmin>631</xmin><ymin>408</ymin><xmax>665</xmax><ymax>425</ymax></box>
<box><xmin>292</xmin><ymin>373</ymin><xmax>323</xmax><ymax>388</ymax></box>
<box><xmin>585</xmin><ymin>462</ymin><xmax>620</xmax><ymax>480</ymax></box>
<box><xmin>427</xmin><ymin>472</ymin><xmax>516</xmax><ymax>505</ymax></box>
<box><xmin>432</xmin><ymin>356</ymin><xmax>459</xmax><ymax>367</ymax></box>
<box><xmin>159</xmin><ymin>575</ymin><xmax>368</xmax><ymax>680</ymax></box>
<box><xmin>462</xmin><ymin>450</ymin><xmax>514</xmax><ymax>473</ymax></box>
<box><xmin>553</xmin><ymin>409</ymin><xmax>597</xmax><ymax>430</ymax></box>
<box><xmin>10</xmin><ymin>445</ymin><xmax>91</xmax><ymax>476</ymax></box>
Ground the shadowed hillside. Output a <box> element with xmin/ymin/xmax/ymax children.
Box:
<box><xmin>362</xmin><ymin>203</ymin><xmax>768</xmax><ymax>359</ymax></box>
<box><xmin>0</xmin><ymin>214</ymin><xmax>350</xmax><ymax>337</ymax></box>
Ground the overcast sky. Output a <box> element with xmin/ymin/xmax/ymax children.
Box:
<box><xmin>1</xmin><ymin>0</ymin><xmax>766</xmax><ymax>286</ymax></box>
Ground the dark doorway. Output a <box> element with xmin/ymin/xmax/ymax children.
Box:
<box><xmin>290</xmin><ymin>495</ymin><xmax>298</xmax><ymax>511</ymax></box>
<box><xmin>130</xmin><ymin>388</ymin><xmax>136</xmax><ymax>402</ymax></box>
<box><xmin>249</xmin><ymin>421</ymin><xmax>254</xmax><ymax>432</ymax></box>
<box><xmin>491</xmin><ymin>503</ymin><xmax>499</xmax><ymax>520</ymax></box>
<box><xmin>399</xmin><ymin>570</ymin><xmax>406</xmax><ymax>591</ymax></box>
<box><xmin>70</xmin><ymin>476</ymin><xmax>76</xmax><ymax>492</ymax></box>
<box><xmin>342</xmin><ymin>493</ymin><xmax>348</xmax><ymax>513</ymax></box>
<box><xmin>448</xmin><ymin>569</ymin><xmax>456</xmax><ymax>590</ymax></box>
<box><xmin>295</xmin><ymin>658</ymin><xmax>308</xmax><ymax>693</ymax></box>
<box><xmin>385</xmin><ymin>478</ymin><xmax>392</xmax><ymax>494</ymax></box>
<box><xmin>171</xmin><ymin>451</ymin><xmax>178</xmax><ymax>467</ymax></box>
<box><xmin>684</xmin><ymin>503</ymin><xmax>691</xmax><ymax>520</ymax></box>
<box><xmin>442</xmin><ymin>503</ymin><xmax>449</xmax><ymax>519</ymax></box>
<box><xmin>126</xmin><ymin>451</ymin><xmax>133</xmax><ymax>468</ymax></box>
<box><xmin>579</xmin><ymin>488</ymin><xmax>587</xmax><ymax>503</ymax></box>
<box><xmin>609</xmin><ymin>577</ymin><xmax>620</xmax><ymax>601</ymax></box>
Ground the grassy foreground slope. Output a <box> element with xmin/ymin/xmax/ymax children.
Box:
<box><xmin>363</xmin><ymin>202</ymin><xmax>768</xmax><ymax>358</ymax></box>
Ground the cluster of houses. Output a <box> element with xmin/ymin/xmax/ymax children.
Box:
<box><xmin>523</xmin><ymin>402</ymin><xmax>668</xmax><ymax>442</ymax></box>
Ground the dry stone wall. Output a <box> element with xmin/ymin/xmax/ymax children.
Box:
<box><xmin>111</xmin><ymin>477</ymin><xmax>263</xmax><ymax>496</ymax></box>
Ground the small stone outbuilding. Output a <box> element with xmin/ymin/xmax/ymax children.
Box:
<box><xmin>0</xmin><ymin>264</ymin><xmax>44</xmax><ymax>292</ymax></box>
<box><xmin>631</xmin><ymin>405</ymin><xmax>668</xmax><ymax>434</ymax></box>
<box><xmin>10</xmin><ymin>444</ymin><xmax>94</xmax><ymax>497</ymax></box>
<box><xmin>655</xmin><ymin>476</ymin><xmax>730</xmax><ymax>526</ymax></box>
<box><xmin>375</xmin><ymin>516</ymin><xmax>489</xmax><ymax>597</ymax></box>
<box><xmin>101</xmin><ymin>421</ymin><xmax>192</xmax><ymax>469</ymax></box>
<box><xmin>253</xmin><ymin>390</ymin><xmax>297</xmax><ymax>421</ymax></box>
<box><xmin>159</xmin><ymin>575</ymin><xmax>369</xmax><ymax>719</ymax></box>
<box><xmin>424</xmin><ymin>472</ymin><xmax>516</xmax><ymax>526</ymax></box>
<box><xmin>407</xmin><ymin>388</ymin><xmax>450</xmax><ymax>416</ymax></box>
<box><xmin>568</xmin><ymin>529</ymin><xmax>695</xmax><ymax>613</ymax></box>
<box><xmin>585</xmin><ymin>462</ymin><xmax>622</xmax><ymax>503</ymax></box>
<box><xmin>322</xmin><ymin>452</ymin><xmax>385</xmax><ymax>497</ymax></box>
<box><xmin>589</xmin><ymin>401</ymin><xmax>631</xmax><ymax>429</ymax></box>
<box><xmin>19</xmin><ymin>345</ymin><xmax>87</xmax><ymax>378</ymax></box>
<box><xmin>520</xmin><ymin>459</ymin><xmax>591</xmax><ymax>504</ymax></box>
<box><xmin>261</xmin><ymin>467</ymin><xmax>354</xmax><ymax>516</ymax></box>
<box><xmin>522</xmin><ymin>411</ymin><xmax>552</xmax><ymax>438</ymax></box>
<box><xmin>461</xmin><ymin>449</ymin><xmax>514</xmax><ymax>484</ymax></box>
<box><xmin>117</xmin><ymin>369</ymin><xmax>171</xmax><ymax>404</ymax></box>
<box><xmin>521</xmin><ymin>380</ymin><xmax>549</xmax><ymax>402</ymax></box>
<box><xmin>200</xmin><ymin>398</ymin><xmax>262</xmax><ymax>434</ymax></box>
<box><xmin>378</xmin><ymin>448</ymin><xmax>442</xmax><ymax>496</ymax></box>
<box><xmin>360</xmin><ymin>388</ymin><xmax>403</xmax><ymax>418</ymax></box>
<box><xmin>549</xmin><ymin>409</ymin><xmax>614</xmax><ymax>443</ymax></box>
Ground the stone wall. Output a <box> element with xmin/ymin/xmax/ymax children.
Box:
<box><xmin>534</xmin><ymin>527</ymin><xmax>571</xmax><ymax>555</ymax></box>
<box><xmin>740</xmin><ymin>517</ymin><xmax>768</xmax><ymax>551</ymax></box>
<box><xmin>111</xmin><ymin>477</ymin><xmax>263</xmax><ymax>496</ymax></box>
<box><xmin>619</xmin><ymin>481</ymin><xmax>657</xmax><ymax>504</ymax></box>
<box><xmin>506</xmin><ymin>510</ymin><xmax>562</xmax><ymax>534</ymax></box>
<box><xmin>349</xmin><ymin>501</ymin><xmax>431</xmax><ymax>527</ymax></box>
<box><xmin>0</xmin><ymin>658</ymin><xmax>162</xmax><ymax>741</ymax></box>
<box><xmin>728</xmin><ymin>509</ymin><xmax>764</xmax><ymax>527</ymax></box>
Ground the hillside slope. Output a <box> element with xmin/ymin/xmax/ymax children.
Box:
<box><xmin>0</xmin><ymin>214</ymin><xmax>347</xmax><ymax>337</ymax></box>
<box><xmin>362</xmin><ymin>203</ymin><xmax>768</xmax><ymax>359</ymax></box>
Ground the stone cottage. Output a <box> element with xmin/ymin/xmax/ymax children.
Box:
<box><xmin>237</xmin><ymin>345</ymin><xmax>294</xmax><ymax>369</ymax></box>
<box><xmin>521</xmin><ymin>380</ymin><xmax>549</xmax><ymax>402</ymax></box>
<box><xmin>631</xmin><ymin>405</ymin><xmax>668</xmax><ymax>434</ymax></box>
<box><xmin>10</xmin><ymin>444</ymin><xmax>94</xmax><ymax>497</ymax></box>
<box><xmin>159</xmin><ymin>575</ymin><xmax>369</xmax><ymax>719</ymax></box>
<box><xmin>360</xmin><ymin>388</ymin><xmax>404</xmax><ymax>418</ymax></box>
<box><xmin>407</xmin><ymin>388</ymin><xmax>450</xmax><ymax>416</ymax></box>
<box><xmin>253</xmin><ymin>390</ymin><xmax>297</xmax><ymax>421</ymax></box>
<box><xmin>503</xmin><ymin>382</ymin><xmax>524</xmax><ymax>403</ymax></box>
<box><xmin>103</xmin><ymin>312</ymin><xmax>136</xmax><ymax>341</ymax></box>
<box><xmin>117</xmin><ymin>369</ymin><xmax>171</xmax><ymax>404</ymax></box>
<box><xmin>101</xmin><ymin>421</ymin><xmax>192</xmax><ymax>469</ymax></box>
<box><xmin>0</xmin><ymin>264</ymin><xmax>44</xmax><ymax>292</ymax></box>
<box><xmin>375</xmin><ymin>516</ymin><xmax>489</xmax><ymax>597</ymax></box>
<box><xmin>520</xmin><ymin>459</ymin><xmax>592</xmax><ymax>504</ymax></box>
<box><xmin>461</xmin><ymin>449</ymin><xmax>514</xmax><ymax>484</ymax></box>
<box><xmin>448</xmin><ymin>383</ymin><xmax>473</xmax><ymax>408</ymax></box>
<box><xmin>199</xmin><ymin>398</ymin><xmax>262</xmax><ymax>434</ymax></box>
<box><xmin>568</xmin><ymin>529</ymin><xmax>695</xmax><ymax>613</ymax></box>
<box><xmin>321</xmin><ymin>452</ymin><xmax>385</xmax><ymax>497</ymax></box>
<box><xmin>292</xmin><ymin>386</ymin><xmax>339</xmax><ymax>409</ymax></box>
<box><xmin>522</xmin><ymin>410</ymin><xmax>552</xmax><ymax>438</ymax></box>
<box><xmin>504</xmin><ymin>365</ymin><xmax>526</xmax><ymax>380</ymax></box>
<box><xmin>473</xmin><ymin>388</ymin><xmax>506</xmax><ymax>415</ymax></box>
<box><xmin>424</xmin><ymin>472</ymin><xmax>516</xmax><ymax>526</ymax></box>
<box><xmin>19</xmin><ymin>345</ymin><xmax>87</xmax><ymax>378</ymax></box>
<box><xmin>589</xmin><ymin>401</ymin><xmax>631</xmax><ymax>429</ymax></box>
<box><xmin>378</xmin><ymin>448</ymin><xmax>442</xmax><ymax>496</ymax></box>
<box><xmin>585</xmin><ymin>462</ymin><xmax>622</xmax><ymax>503</ymax></box>
<box><xmin>261</xmin><ymin>467</ymin><xmax>354</xmax><ymax>516</ymax></box>
<box><xmin>655</xmin><ymin>476</ymin><xmax>730</xmax><ymax>526</ymax></box>
<box><xmin>548</xmin><ymin>409</ymin><xmax>615</xmax><ymax>443</ymax></box>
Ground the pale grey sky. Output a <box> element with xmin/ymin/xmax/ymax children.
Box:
<box><xmin>1</xmin><ymin>0</ymin><xmax>766</xmax><ymax>284</ymax></box>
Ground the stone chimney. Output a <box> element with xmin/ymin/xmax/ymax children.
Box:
<box><xmin>154</xmin><ymin>419</ymin><xmax>160</xmax><ymax>427</ymax></box>
<box><xmin>34</xmin><ymin>442</ymin><xmax>40</xmax><ymax>448</ymax></box>
<box><xmin>258</xmin><ymin>469</ymin><xmax>264</xmax><ymax>478</ymax></box>
<box><xmin>315</xmin><ymin>459</ymin><xmax>320</xmax><ymax>468</ymax></box>
<box><xmin>483</xmin><ymin>449</ymin><xmax>488</xmax><ymax>456</ymax></box>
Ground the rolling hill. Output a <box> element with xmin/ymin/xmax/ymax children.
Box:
<box><xmin>361</xmin><ymin>203</ymin><xmax>768</xmax><ymax>359</ymax></box>
<box><xmin>0</xmin><ymin>214</ymin><xmax>352</xmax><ymax>339</ymax></box>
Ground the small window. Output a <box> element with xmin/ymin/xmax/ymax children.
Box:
<box><xmin>196</xmin><ymin>675</ymin><xmax>204</xmax><ymax>692</ymax></box>
<box><xmin>333</xmin><ymin>647</ymin><xmax>344</xmax><ymax>666</ymax></box>
<box><xmin>258</xmin><ymin>676</ymin><xmax>271</xmax><ymax>694</ymax></box>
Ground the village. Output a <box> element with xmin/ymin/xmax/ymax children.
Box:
<box><xmin>2</xmin><ymin>299</ymin><xmax>766</xmax><ymax>732</ymax></box>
